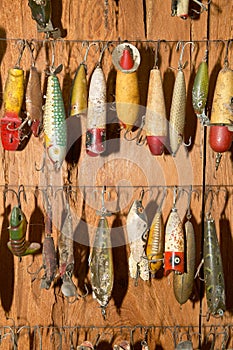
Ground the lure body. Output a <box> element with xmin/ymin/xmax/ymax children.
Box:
<box><xmin>28</xmin><ymin>0</ymin><xmax>51</xmax><ymax>29</ymax></box>
<box><xmin>26</xmin><ymin>66</ymin><xmax>43</xmax><ymax>137</ymax></box>
<box><xmin>173</xmin><ymin>220</ymin><xmax>196</xmax><ymax>304</ymax></box>
<box><xmin>70</xmin><ymin>63</ymin><xmax>88</xmax><ymax>117</ymax></box>
<box><xmin>209</xmin><ymin>66</ymin><xmax>233</xmax><ymax>154</ymax></box>
<box><xmin>41</xmin><ymin>235</ymin><xmax>57</xmax><ymax>289</ymax></box>
<box><xmin>192</xmin><ymin>60</ymin><xmax>209</xmax><ymax>124</ymax></box>
<box><xmin>203</xmin><ymin>218</ymin><xmax>225</xmax><ymax>317</ymax></box>
<box><xmin>77</xmin><ymin>341</ymin><xmax>94</xmax><ymax>350</ymax></box>
<box><xmin>164</xmin><ymin>208</ymin><xmax>184</xmax><ymax>276</ymax></box>
<box><xmin>169</xmin><ymin>69</ymin><xmax>186</xmax><ymax>156</ymax></box>
<box><xmin>1</xmin><ymin>68</ymin><xmax>24</xmax><ymax>150</ymax></box>
<box><xmin>89</xmin><ymin>216</ymin><xmax>113</xmax><ymax>317</ymax></box>
<box><xmin>113</xmin><ymin>44</ymin><xmax>140</xmax><ymax>131</ymax></box>
<box><xmin>59</xmin><ymin>207</ymin><xmax>76</xmax><ymax>298</ymax></box>
<box><xmin>86</xmin><ymin>66</ymin><xmax>106</xmax><ymax>156</ymax></box>
<box><xmin>127</xmin><ymin>198</ymin><xmax>149</xmax><ymax>282</ymax></box>
<box><xmin>145</xmin><ymin>68</ymin><xmax>167</xmax><ymax>155</ymax></box>
<box><xmin>8</xmin><ymin>206</ymin><xmax>40</xmax><ymax>257</ymax></box>
<box><xmin>43</xmin><ymin>73</ymin><xmax>67</xmax><ymax>170</ymax></box>
<box><xmin>146</xmin><ymin>211</ymin><xmax>164</xmax><ymax>277</ymax></box>
<box><xmin>177</xmin><ymin>0</ymin><xmax>189</xmax><ymax>19</ymax></box>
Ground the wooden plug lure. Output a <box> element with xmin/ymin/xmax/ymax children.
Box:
<box><xmin>169</xmin><ymin>42</ymin><xmax>194</xmax><ymax>156</ymax></box>
<box><xmin>112</xmin><ymin>43</ymin><xmax>141</xmax><ymax>131</ymax></box>
<box><xmin>6</xmin><ymin>187</ymin><xmax>40</xmax><ymax>258</ymax></box>
<box><xmin>171</xmin><ymin>0</ymin><xmax>189</xmax><ymax>19</ymax></box>
<box><xmin>86</xmin><ymin>45</ymin><xmax>108</xmax><ymax>156</ymax></box>
<box><xmin>43</xmin><ymin>60</ymin><xmax>67</xmax><ymax>171</ymax></box>
<box><xmin>209</xmin><ymin>41</ymin><xmax>233</xmax><ymax>170</ymax></box>
<box><xmin>127</xmin><ymin>190</ymin><xmax>149</xmax><ymax>283</ymax></box>
<box><xmin>145</xmin><ymin>41</ymin><xmax>167</xmax><ymax>155</ymax></box>
<box><xmin>164</xmin><ymin>188</ymin><xmax>184</xmax><ymax>276</ymax></box>
<box><xmin>192</xmin><ymin>50</ymin><xmax>209</xmax><ymax>124</ymax></box>
<box><xmin>1</xmin><ymin>41</ymin><xmax>26</xmax><ymax>151</ymax></box>
<box><xmin>146</xmin><ymin>190</ymin><xmax>166</xmax><ymax>277</ymax></box>
<box><xmin>41</xmin><ymin>196</ymin><xmax>57</xmax><ymax>290</ymax></box>
<box><xmin>89</xmin><ymin>187</ymin><xmax>113</xmax><ymax>319</ymax></box>
<box><xmin>173</xmin><ymin>190</ymin><xmax>196</xmax><ymax>305</ymax></box>
<box><xmin>203</xmin><ymin>217</ymin><xmax>225</xmax><ymax>317</ymax></box>
<box><xmin>25</xmin><ymin>42</ymin><xmax>43</xmax><ymax>137</ymax></box>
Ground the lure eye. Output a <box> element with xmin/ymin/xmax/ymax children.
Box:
<box><xmin>173</xmin><ymin>256</ymin><xmax>181</xmax><ymax>265</ymax></box>
<box><xmin>18</xmin><ymin>214</ymin><xmax>22</xmax><ymax>221</ymax></box>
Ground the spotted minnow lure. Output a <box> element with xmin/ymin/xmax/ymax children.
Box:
<box><xmin>89</xmin><ymin>209</ymin><xmax>113</xmax><ymax>319</ymax></box>
<box><xmin>127</xmin><ymin>190</ymin><xmax>149</xmax><ymax>283</ymax></box>
<box><xmin>192</xmin><ymin>52</ymin><xmax>209</xmax><ymax>124</ymax></box>
<box><xmin>173</xmin><ymin>220</ymin><xmax>196</xmax><ymax>304</ymax></box>
<box><xmin>8</xmin><ymin>206</ymin><xmax>40</xmax><ymax>257</ymax></box>
<box><xmin>26</xmin><ymin>65</ymin><xmax>43</xmax><ymax>137</ymax></box>
<box><xmin>43</xmin><ymin>64</ymin><xmax>67</xmax><ymax>170</ymax></box>
<box><xmin>164</xmin><ymin>189</ymin><xmax>184</xmax><ymax>276</ymax></box>
<box><xmin>203</xmin><ymin>217</ymin><xmax>225</xmax><ymax>318</ymax></box>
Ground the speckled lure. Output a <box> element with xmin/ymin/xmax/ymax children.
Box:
<box><xmin>43</xmin><ymin>63</ymin><xmax>67</xmax><ymax>170</ymax></box>
<box><xmin>164</xmin><ymin>188</ymin><xmax>184</xmax><ymax>276</ymax></box>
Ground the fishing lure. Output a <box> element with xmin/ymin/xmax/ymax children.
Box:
<box><xmin>209</xmin><ymin>41</ymin><xmax>233</xmax><ymax>170</ymax></box>
<box><xmin>127</xmin><ymin>190</ymin><xmax>149</xmax><ymax>283</ymax></box>
<box><xmin>171</xmin><ymin>0</ymin><xmax>189</xmax><ymax>19</ymax></box>
<box><xmin>70</xmin><ymin>45</ymin><xmax>89</xmax><ymax>117</ymax></box>
<box><xmin>25</xmin><ymin>45</ymin><xmax>43</xmax><ymax>137</ymax></box>
<box><xmin>77</xmin><ymin>341</ymin><xmax>94</xmax><ymax>350</ymax></box>
<box><xmin>192</xmin><ymin>50</ymin><xmax>209</xmax><ymax>124</ymax></box>
<box><xmin>1</xmin><ymin>42</ymin><xmax>25</xmax><ymax>151</ymax></box>
<box><xmin>43</xmin><ymin>63</ymin><xmax>67</xmax><ymax>170</ymax></box>
<box><xmin>113</xmin><ymin>341</ymin><xmax>131</xmax><ymax>350</ymax></box>
<box><xmin>112</xmin><ymin>43</ymin><xmax>141</xmax><ymax>131</ymax></box>
<box><xmin>58</xmin><ymin>197</ymin><xmax>77</xmax><ymax>298</ymax></box>
<box><xmin>146</xmin><ymin>190</ymin><xmax>166</xmax><ymax>277</ymax></box>
<box><xmin>7</xmin><ymin>188</ymin><xmax>40</xmax><ymax>258</ymax></box>
<box><xmin>89</xmin><ymin>188</ymin><xmax>113</xmax><ymax>319</ymax></box>
<box><xmin>203</xmin><ymin>216</ymin><xmax>225</xmax><ymax>318</ymax></box>
<box><xmin>169</xmin><ymin>42</ymin><xmax>194</xmax><ymax>156</ymax></box>
<box><xmin>173</xmin><ymin>220</ymin><xmax>195</xmax><ymax>304</ymax></box>
<box><xmin>164</xmin><ymin>188</ymin><xmax>184</xmax><ymax>276</ymax></box>
<box><xmin>86</xmin><ymin>47</ymin><xmax>107</xmax><ymax>156</ymax></box>
<box><xmin>40</xmin><ymin>197</ymin><xmax>57</xmax><ymax>289</ymax></box>
<box><xmin>145</xmin><ymin>42</ymin><xmax>167</xmax><ymax>155</ymax></box>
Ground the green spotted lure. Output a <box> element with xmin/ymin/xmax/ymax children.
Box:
<box><xmin>203</xmin><ymin>216</ymin><xmax>225</xmax><ymax>318</ymax></box>
<box><xmin>43</xmin><ymin>64</ymin><xmax>67</xmax><ymax>171</ymax></box>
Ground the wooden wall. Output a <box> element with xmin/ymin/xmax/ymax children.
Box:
<box><xmin>0</xmin><ymin>0</ymin><xmax>232</xmax><ymax>349</ymax></box>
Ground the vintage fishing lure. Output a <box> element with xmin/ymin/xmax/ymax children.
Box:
<box><xmin>26</xmin><ymin>63</ymin><xmax>43</xmax><ymax>137</ymax></box>
<box><xmin>77</xmin><ymin>341</ymin><xmax>94</xmax><ymax>350</ymax></box>
<box><xmin>112</xmin><ymin>43</ymin><xmax>141</xmax><ymax>131</ymax></box>
<box><xmin>146</xmin><ymin>190</ymin><xmax>166</xmax><ymax>277</ymax></box>
<box><xmin>58</xmin><ymin>198</ymin><xmax>77</xmax><ymax>298</ymax></box>
<box><xmin>209</xmin><ymin>41</ymin><xmax>233</xmax><ymax>170</ymax></box>
<box><xmin>171</xmin><ymin>0</ymin><xmax>189</xmax><ymax>19</ymax></box>
<box><xmin>127</xmin><ymin>190</ymin><xmax>149</xmax><ymax>283</ymax></box>
<box><xmin>43</xmin><ymin>64</ymin><xmax>67</xmax><ymax>170</ymax></box>
<box><xmin>86</xmin><ymin>48</ymin><xmax>107</xmax><ymax>156</ymax></box>
<box><xmin>1</xmin><ymin>42</ymin><xmax>25</xmax><ymax>151</ymax></box>
<box><xmin>113</xmin><ymin>340</ymin><xmax>131</xmax><ymax>350</ymax></box>
<box><xmin>173</xmin><ymin>198</ymin><xmax>196</xmax><ymax>305</ymax></box>
<box><xmin>164</xmin><ymin>188</ymin><xmax>184</xmax><ymax>276</ymax></box>
<box><xmin>203</xmin><ymin>216</ymin><xmax>225</xmax><ymax>317</ymax></box>
<box><xmin>41</xmin><ymin>199</ymin><xmax>57</xmax><ymax>289</ymax></box>
<box><xmin>169</xmin><ymin>42</ymin><xmax>194</xmax><ymax>156</ymax></box>
<box><xmin>145</xmin><ymin>42</ymin><xmax>167</xmax><ymax>155</ymax></box>
<box><xmin>192</xmin><ymin>51</ymin><xmax>209</xmax><ymax>124</ymax></box>
<box><xmin>89</xmin><ymin>188</ymin><xmax>113</xmax><ymax>319</ymax></box>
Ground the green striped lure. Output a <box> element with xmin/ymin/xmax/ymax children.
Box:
<box><xmin>43</xmin><ymin>64</ymin><xmax>67</xmax><ymax>171</ymax></box>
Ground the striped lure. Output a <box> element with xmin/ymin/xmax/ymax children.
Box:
<box><xmin>43</xmin><ymin>65</ymin><xmax>67</xmax><ymax>170</ymax></box>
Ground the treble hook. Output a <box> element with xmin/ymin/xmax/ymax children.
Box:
<box><xmin>177</xmin><ymin>41</ymin><xmax>195</xmax><ymax>70</ymax></box>
<box><xmin>157</xmin><ymin>187</ymin><xmax>167</xmax><ymax>213</ymax></box>
<box><xmin>97</xmin><ymin>41</ymin><xmax>110</xmax><ymax>66</ymax></box>
<box><xmin>205</xmin><ymin>331</ymin><xmax>216</xmax><ymax>350</ymax></box>
<box><xmin>154</xmin><ymin>39</ymin><xmax>165</xmax><ymax>69</ymax></box>
<box><xmin>223</xmin><ymin>39</ymin><xmax>232</xmax><ymax>68</ymax></box>
<box><xmin>124</xmin><ymin>115</ymin><xmax>146</xmax><ymax>145</ymax></box>
<box><xmin>82</xmin><ymin>41</ymin><xmax>99</xmax><ymax>65</ymax></box>
<box><xmin>205</xmin><ymin>188</ymin><xmax>216</xmax><ymax>219</ymax></box>
<box><xmin>192</xmin><ymin>0</ymin><xmax>212</xmax><ymax>14</ymax></box>
<box><xmin>182</xmin><ymin>186</ymin><xmax>199</xmax><ymax>220</ymax></box>
<box><xmin>14</xmin><ymin>39</ymin><xmax>26</xmax><ymax>68</ymax></box>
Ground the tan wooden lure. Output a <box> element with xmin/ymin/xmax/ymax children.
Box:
<box><xmin>112</xmin><ymin>43</ymin><xmax>141</xmax><ymax>131</ymax></box>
